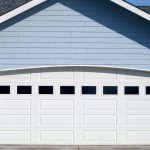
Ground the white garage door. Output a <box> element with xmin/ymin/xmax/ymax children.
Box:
<box><xmin>0</xmin><ymin>67</ymin><xmax>150</xmax><ymax>145</ymax></box>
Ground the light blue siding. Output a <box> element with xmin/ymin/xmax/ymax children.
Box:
<box><xmin>0</xmin><ymin>0</ymin><xmax>150</xmax><ymax>70</ymax></box>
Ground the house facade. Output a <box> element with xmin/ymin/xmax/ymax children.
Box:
<box><xmin>0</xmin><ymin>0</ymin><xmax>150</xmax><ymax>145</ymax></box>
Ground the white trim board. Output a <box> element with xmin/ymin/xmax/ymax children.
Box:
<box><xmin>0</xmin><ymin>0</ymin><xmax>47</xmax><ymax>23</ymax></box>
<box><xmin>110</xmin><ymin>0</ymin><xmax>150</xmax><ymax>21</ymax></box>
<box><xmin>0</xmin><ymin>65</ymin><xmax>150</xmax><ymax>74</ymax></box>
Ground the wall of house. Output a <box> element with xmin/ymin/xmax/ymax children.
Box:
<box><xmin>0</xmin><ymin>0</ymin><xmax>150</xmax><ymax>70</ymax></box>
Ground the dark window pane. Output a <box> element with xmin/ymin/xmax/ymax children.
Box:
<box><xmin>146</xmin><ymin>86</ymin><xmax>150</xmax><ymax>95</ymax></box>
<box><xmin>60</xmin><ymin>86</ymin><xmax>75</xmax><ymax>94</ymax></box>
<box><xmin>17</xmin><ymin>86</ymin><xmax>32</xmax><ymax>94</ymax></box>
<box><xmin>0</xmin><ymin>86</ymin><xmax>10</xmax><ymax>94</ymax></box>
<box><xmin>39</xmin><ymin>86</ymin><xmax>53</xmax><ymax>94</ymax></box>
<box><xmin>82</xmin><ymin>86</ymin><xmax>96</xmax><ymax>95</ymax></box>
<box><xmin>103</xmin><ymin>86</ymin><xmax>118</xmax><ymax>95</ymax></box>
<box><xmin>125</xmin><ymin>86</ymin><xmax>139</xmax><ymax>95</ymax></box>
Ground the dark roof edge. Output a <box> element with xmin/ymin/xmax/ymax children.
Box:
<box><xmin>110</xmin><ymin>0</ymin><xmax>150</xmax><ymax>21</ymax></box>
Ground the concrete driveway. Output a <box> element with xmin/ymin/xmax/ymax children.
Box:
<box><xmin>0</xmin><ymin>146</ymin><xmax>150</xmax><ymax>150</ymax></box>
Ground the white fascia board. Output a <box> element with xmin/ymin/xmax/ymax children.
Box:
<box><xmin>0</xmin><ymin>0</ymin><xmax>47</xmax><ymax>23</ymax></box>
<box><xmin>110</xmin><ymin>0</ymin><xmax>150</xmax><ymax>21</ymax></box>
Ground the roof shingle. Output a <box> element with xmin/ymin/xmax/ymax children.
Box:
<box><xmin>0</xmin><ymin>0</ymin><xmax>32</xmax><ymax>16</ymax></box>
<box><xmin>139</xmin><ymin>7</ymin><xmax>150</xmax><ymax>14</ymax></box>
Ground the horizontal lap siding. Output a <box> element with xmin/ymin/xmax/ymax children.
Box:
<box><xmin>0</xmin><ymin>0</ymin><xmax>150</xmax><ymax>70</ymax></box>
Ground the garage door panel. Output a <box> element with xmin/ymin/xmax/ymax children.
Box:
<box><xmin>0</xmin><ymin>115</ymin><xmax>30</xmax><ymax>125</ymax></box>
<box><xmin>40</xmin><ymin>115</ymin><xmax>74</xmax><ymax>125</ymax></box>
<box><xmin>40</xmin><ymin>100</ymin><xmax>74</xmax><ymax>110</ymax></box>
<box><xmin>0</xmin><ymin>131</ymin><xmax>31</xmax><ymax>141</ymax></box>
<box><xmin>126</xmin><ymin>100</ymin><xmax>150</xmax><ymax>111</ymax></box>
<box><xmin>83</xmin><ymin>115</ymin><xmax>117</xmax><ymax>125</ymax></box>
<box><xmin>40</xmin><ymin>72</ymin><xmax>74</xmax><ymax>79</ymax></box>
<box><xmin>83</xmin><ymin>109</ymin><xmax>117</xmax><ymax>115</ymax></box>
<box><xmin>0</xmin><ymin>74</ymin><xmax>31</xmax><ymax>80</ymax></box>
<box><xmin>83</xmin><ymin>100</ymin><xmax>117</xmax><ymax>111</ymax></box>
<box><xmin>83</xmin><ymin>72</ymin><xmax>117</xmax><ymax>79</ymax></box>
<box><xmin>0</xmin><ymin>100</ymin><xmax>30</xmax><ymax>111</ymax></box>
<box><xmin>126</xmin><ymin>115</ymin><xmax>150</xmax><ymax>125</ymax></box>
<box><xmin>126</xmin><ymin>131</ymin><xmax>150</xmax><ymax>141</ymax></box>
<box><xmin>40</xmin><ymin>131</ymin><xmax>74</xmax><ymax>141</ymax></box>
<box><xmin>83</xmin><ymin>131</ymin><xmax>117</xmax><ymax>142</ymax></box>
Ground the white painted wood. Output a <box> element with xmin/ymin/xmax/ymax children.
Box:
<box><xmin>83</xmin><ymin>100</ymin><xmax>117</xmax><ymax>110</ymax></box>
<box><xmin>40</xmin><ymin>100</ymin><xmax>73</xmax><ymax>110</ymax></box>
<box><xmin>126</xmin><ymin>131</ymin><xmax>150</xmax><ymax>141</ymax></box>
<box><xmin>0</xmin><ymin>115</ymin><xmax>30</xmax><ymax>125</ymax></box>
<box><xmin>127</xmin><ymin>115</ymin><xmax>150</xmax><ymax>125</ymax></box>
<box><xmin>0</xmin><ymin>131</ymin><xmax>31</xmax><ymax>141</ymax></box>
<box><xmin>0</xmin><ymin>100</ymin><xmax>30</xmax><ymax>110</ymax></box>
<box><xmin>40</xmin><ymin>72</ymin><xmax>74</xmax><ymax>79</ymax></box>
<box><xmin>83</xmin><ymin>115</ymin><xmax>117</xmax><ymax>125</ymax></box>
<box><xmin>40</xmin><ymin>131</ymin><xmax>74</xmax><ymax>141</ymax></box>
<box><xmin>40</xmin><ymin>115</ymin><xmax>74</xmax><ymax>125</ymax></box>
<box><xmin>83</xmin><ymin>72</ymin><xmax>117</xmax><ymax>79</ymax></box>
<box><xmin>0</xmin><ymin>67</ymin><xmax>149</xmax><ymax>144</ymax></box>
<box><xmin>126</xmin><ymin>100</ymin><xmax>150</xmax><ymax>111</ymax></box>
<box><xmin>83</xmin><ymin>131</ymin><xmax>117</xmax><ymax>142</ymax></box>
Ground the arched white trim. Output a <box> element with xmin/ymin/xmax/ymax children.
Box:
<box><xmin>0</xmin><ymin>65</ymin><xmax>150</xmax><ymax>73</ymax></box>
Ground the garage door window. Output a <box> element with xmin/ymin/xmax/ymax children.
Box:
<box><xmin>60</xmin><ymin>86</ymin><xmax>75</xmax><ymax>94</ymax></box>
<box><xmin>125</xmin><ymin>86</ymin><xmax>139</xmax><ymax>95</ymax></box>
<box><xmin>103</xmin><ymin>86</ymin><xmax>118</xmax><ymax>95</ymax></box>
<box><xmin>146</xmin><ymin>86</ymin><xmax>150</xmax><ymax>95</ymax></box>
<box><xmin>39</xmin><ymin>86</ymin><xmax>53</xmax><ymax>94</ymax></box>
<box><xmin>17</xmin><ymin>86</ymin><xmax>32</xmax><ymax>94</ymax></box>
<box><xmin>82</xmin><ymin>86</ymin><xmax>96</xmax><ymax>95</ymax></box>
<box><xmin>0</xmin><ymin>86</ymin><xmax>10</xmax><ymax>94</ymax></box>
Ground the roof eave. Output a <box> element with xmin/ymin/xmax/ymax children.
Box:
<box><xmin>110</xmin><ymin>0</ymin><xmax>150</xmax><ymax>21</ymax></box>
<box><xmin>0</xmin><ymin>0</ymin><xmax>47</xmax><ymax>24</ymax></box>
<box><xmin>0</xmin><ymin>0</ymin><xmax>149</xmax><ymax>23</ymax></box>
